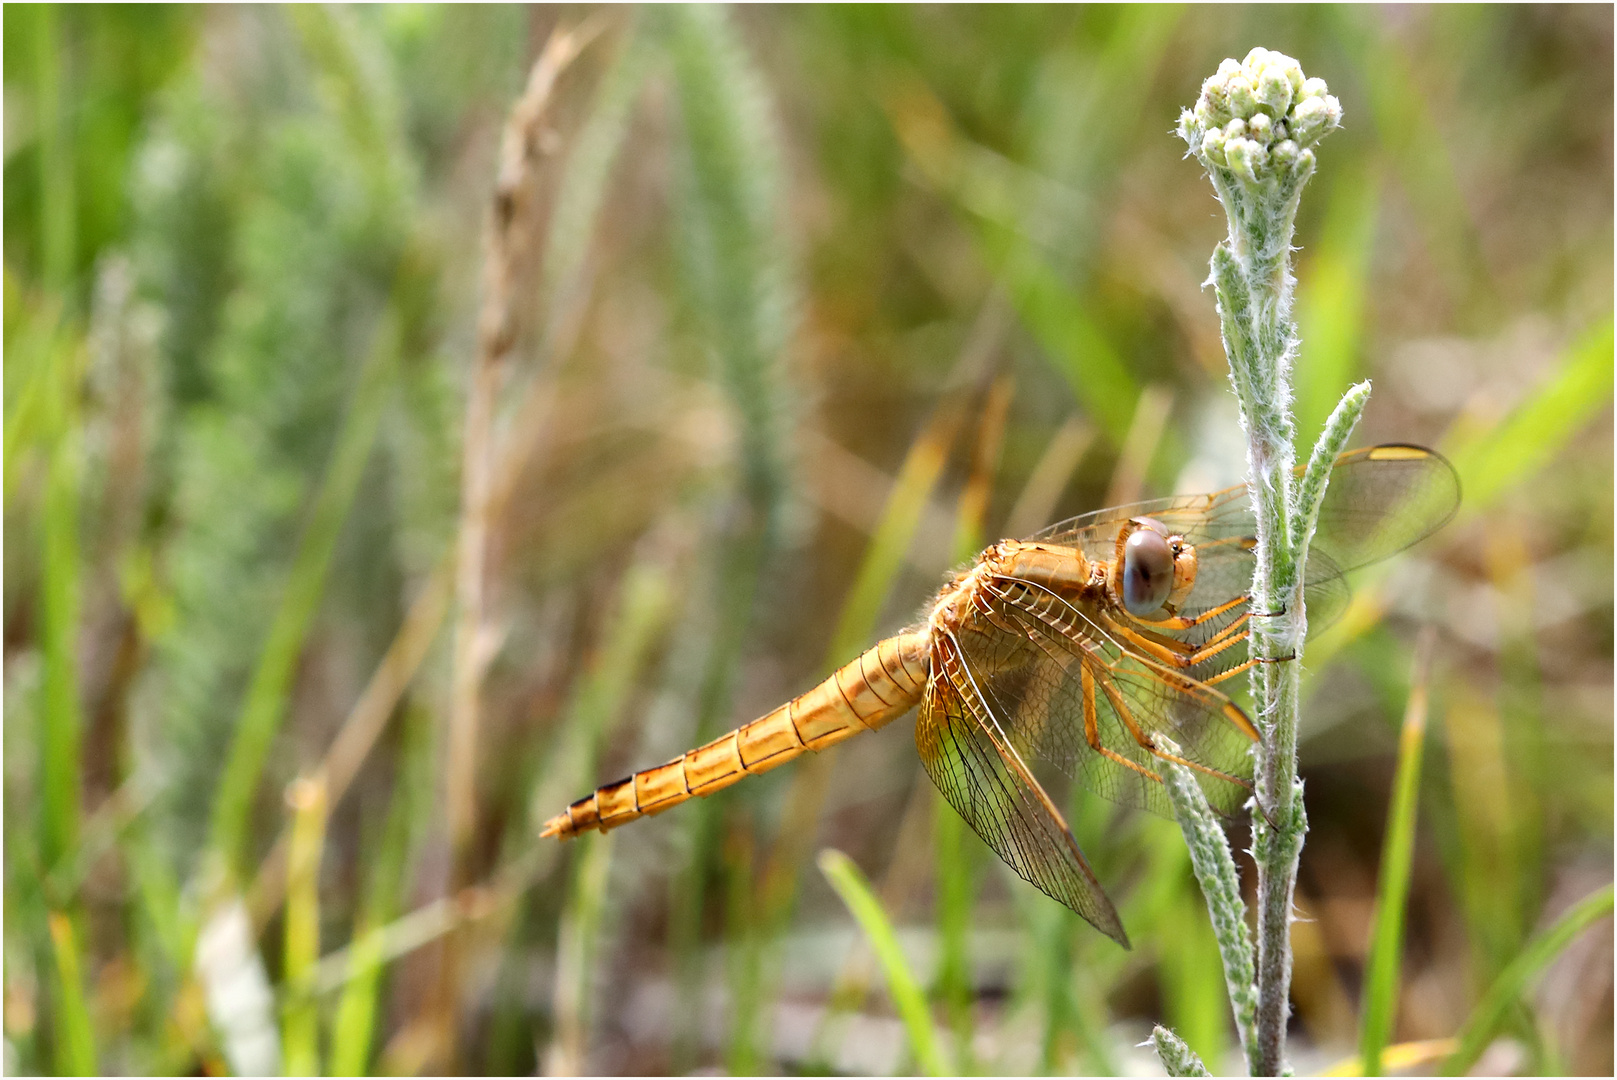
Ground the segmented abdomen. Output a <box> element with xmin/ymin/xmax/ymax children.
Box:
<box><xmin>540</xmin><ymin>630</ymin><xmax>931</xmax><ymax>839</ymax></box>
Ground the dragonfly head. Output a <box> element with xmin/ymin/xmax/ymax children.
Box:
<box><xmin>1119</xmin><ymin>517</ymin><xmax>1197</xmax><ymax>616</ymax></box>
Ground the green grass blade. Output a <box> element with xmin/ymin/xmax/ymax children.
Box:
<box><xmin>208</xmin><ymin>316</ymin><xmax>398</xmax><ymax>881</ymax></box>
<box><xmin>1443</xmin><ymin>883</ymin><xmax>1615</xmax><ymax>1075</ymax></box>
<box><xmin>1293</xmin><ymin>166</ymin><xmax>1380</xmax><ymax>446</ymax></box>
<box><xmin>830</xmin><ymin>400</ymin><xmax>968</xmax><ymax>663</ymax></box>
<box><xmin>329</xmin><ymin>703</ymin><xmax>431</xmax><ymax>1077</ymax></box>
<box><xmin>1335</xmin><ymin>8</ymin><xmax>1497</xmax><ymax>307</ymax></box>
<box><xmin>819</xmin><ymin>849</ymin><xmax>950</xmax><ymax>1078</ymax></box>
<box><xmin>935</xmin><ymin>376</ymin><xmax>1009</xmax><ymax>1073</ymax></box>
<box><xmin>1445</xmin><ymin>315</ymin><xmax>1614</xmax><ymax>512</ymax></box>
<box><xmin>1359</xmin><ymin>631</ymin><xmax>1435</xmax><ymax>1075</ymax></box>
<box><xmin>40</xmin><ymin>333</ymin><xmax>85</xmax><ymax>875</ymax></box>
<box><xmin>47</xmin><ymin>910</ymin><xmax>97</xmax><ymax>1076</ymax></box>
<box><xmin>1310</xmin><ymin>313</ymin><xmax>1615</xmax><ymax>671</ymax></box>
<box><xmin>35</xmin><ymin>3</ymin><xmax>75</xmax><ymax>294</ymax></box>
<box><xmin>282</xmin><ymin>778</ymin><xmax>328</xmax><ymax>1077</ymax></box>
<box><xmin>549</xmin><ymin>831</ymin><xmax>617</xmax><ymax>1075</ymax></box>
<box><xmin>932</xmin><ymin>799</ymin><xmax>978</xmax><ymax>1074</ymax></box>
<box><xmin>541</xmin><ymin>21</ymin><xmax>650</xmax><ymax>349</ymax></box>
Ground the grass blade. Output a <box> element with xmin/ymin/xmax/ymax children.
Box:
<box><xmin>247</xmin><ymin>558</ymin><xmax>454</xmax><ymax>930</ymax></box>
<box><xmin>818</xmin><ymin>849</ymin><xmax>950</xmax><ymax>1077</ymax></box>
<box><xmin>1293</xmin><ymin>165</ymin><xmax>1381</xmax><ymax>446</ymax></box>
<box><xmin>40</xmin><ymin>332</ymin><xmax>85</xmax><ymax>876</ymax></box>
<box><xmin>282</xmin><ymin>778</ymin><xmax>329</xmax><ymax>1077</ymax></box>
<box><xmin>329</xmin><ymin>706</ymin><xmax>428</xmax><ymax>1077</ymax></box>
<box><xmin>1358</xmin><ymin>629</ymin><xmax>1436</xmax><ymax>1075</ymax></box>
<box><xmin>1445</xmin><ymin>315</ymin><xmax>1614</xmax><ymax>512</ymax></box>
<box><xmin>1443</xmin><ymin>883</ymin><xmax>1615</xmax><ymax>1075</ymax></box>
<box><xmin>547</xmin><ymin>831</ymin><xmax>617</xmax><ymax>1075</ymax></box>
<box><xmin>209</xmin><ymin>315</ymin><xmax>399</xmax><ymax>881</ymax></box>
<box><xmin>47</xmin><ymin>910</ymin><xmax>96</xmax><ymax>1076</ymax></box>
<box><xmin>1323</xmin><ymin>1037</ymin><xmax>1458</xmax><ymax>1076</ymax></box>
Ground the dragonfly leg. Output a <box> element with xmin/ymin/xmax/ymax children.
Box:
<box><xmin>1092</xmin><ymin>664</ymin><xmax>1254</xmax><ymax>792</ymax></box>
<box><xmin>1134</xmin><ymin>592</ymin><xmax>1250</xmax><ymax>632</ymax></box>
<box><xmin>1099</xmin><ymin>612</ymin><xmax>1249</xmax><ymax>671</ymax></box>
<box><xmin>1080</xmin><ymin>661</ymin><xmax>1163</xmax><ymax>785</ymax></box>
<box><xmin>1196</xmin><ymin>651</ymin><xmax>1296</xmax><ymax>689</ymax></box>
<box><xmin>1200</xmin><ymin>656</ymin><xmax>1257</xmax><ymax>686</ymax></box>
<box><xmin>1173</xmin><ymin>621</ymin><xmax>1251</xmax><ymax>667</ymax></box>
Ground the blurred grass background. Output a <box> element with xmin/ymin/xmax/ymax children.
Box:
<box><xmin>3</xmin><ymin>5</ymin><xmax>1611</xmax><ymax>1075</ymax></box>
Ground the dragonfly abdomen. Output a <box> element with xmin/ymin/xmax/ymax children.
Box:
<box><xmin>540</xmin><ymin>630</ymin><xmax>931</xmax><ymax>839</ymax></box>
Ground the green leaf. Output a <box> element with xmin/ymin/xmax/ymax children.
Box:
<box><xmin>1293</xmin><ymin>167</ymin><xmax>1380</xmax><ymax>446</ymax></box>
<box><xmin>1445</xmin><ymin>315</ymin><xmax>1615</xmax><ymax>513</ymax></box>
<box><xmin>1358</xmin><ymin>632</ymin><xmax>1435</xmax><ymax>1075</ymax></box>
<box><xmin>1444</xmin><ymin>883</ymin><xmax>1615</xmax><ymax>1075</ymax></box>
<box><xmin>281</xmin><ymin>778</ymin><xmax>328</xmax><ymax>1077</ymax></box>
<box><xmin>47</xmin><ymin>910</ymin><xmax>97</xmax><ymax>1076</ymax></box>
<box><xmin>818</xmin><ymin>849</ymin><xmax>950</xmax><ymax>1077</ymax></box>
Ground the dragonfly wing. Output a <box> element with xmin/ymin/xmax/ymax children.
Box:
<box><xmin>918</xmin><ymin>636</ymin><xmax>1129</xmax><ymax>945</ymax></box>
<box><xmin>1307</xmin><ymin>445</ymin><xmax>1461</xmax><ymax>575</ymax></box>
<box><xmin>1034</xmin><ymin>445</ymin><xmax>1457</xmax><ymax>643</ymax></box>
<box><xmin>960</xmin><ymin>579</ymin><xmax>1257</xmax><ymax>817</ymax></box>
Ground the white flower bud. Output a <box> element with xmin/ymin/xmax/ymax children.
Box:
<box><xmin>1226</xmin><ymin>74</ymin><xmax>1258</xmax><ymax>117</ymax></box>
<box><xmin>1256</xmin><ymin>66</ymin><xmax>1294</xmax><ymax>117</ymax></box>
<box><xmin>1227</xmin><ymin>137</ymin><xmax>1267</xmax><ymax>181</ymax></box>
<box><xmin>1181</xmin><ymin>49</ymin><xmax>1338</xmax><ymax>175</ymax></box>
<box><xmin>1277</xmin><ymin>55</ymin><xmax>1305</xmax><ymax>94</ymax></box>
<box><xmin>1290</xmin><ymin>96</ymin><xmax>1332</xmax><ymax>144</ymax></box>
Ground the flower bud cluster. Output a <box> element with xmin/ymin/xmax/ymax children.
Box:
<box><xmin>1177</xmin><ymin>47</ymin><xmax>1340</xmax><ymax>182</ymax></box>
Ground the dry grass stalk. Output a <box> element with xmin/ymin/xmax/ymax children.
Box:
<box><xmin>246</xmin><ymin>558</ymin><xmax>454</xmax><ymax>930</ymax></box>
<box><xmin>433</xmin><ymin>21</ymin><xmax>604</xmax><ymax>1066</ymax></box>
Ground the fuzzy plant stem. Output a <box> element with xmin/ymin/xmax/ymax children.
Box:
<box><xmin>1161</xmin><ymin>757</ymin><xmax>1258</xmax><ymax>1070</ymax></box>
<box><xmin>1174</xmin><ymin>48</ymin><xmax>1361</xmax><ymax>1076</ymax></box>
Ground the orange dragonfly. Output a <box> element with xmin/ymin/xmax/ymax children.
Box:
<box><xmin>542</xmin><ymin>444</ymin><xmax>1459</xmax><ymax>945</ymax></box>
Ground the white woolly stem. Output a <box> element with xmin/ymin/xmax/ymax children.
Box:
<box><xmin>1177</xmin><ymin>46</ymin><xmax>1349</xmax><ymax>1077</ymax></box>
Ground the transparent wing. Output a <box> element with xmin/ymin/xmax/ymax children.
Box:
<box><xmin>917</xmin><ymin>636</ymin><xmax>1129</xmax><ymax>945</ymax></box>
<box><xmin>961</xmin><ymin>577</ymin><xmax>1257</xmax><ymax>818</ymax></box>
<box><xmin>1029</xmin><ymin>445</ymin><xmax>1459</xmax><ymax>637</ymax></box>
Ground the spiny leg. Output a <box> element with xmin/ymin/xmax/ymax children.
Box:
<box><xmin>1080</xmin><ymin>660</ymin><xmax>1163</xmax><ymax>785</ymax></box>
<box><xmin>1091</xmin><ymin>662</ymin><xmax>1253</xmax><ymax>793</ymax></box>
<box><xmin>1132</xmin><ymin>593</ymin><xmax>1251</xmax><ymax>632</ymax></box>
<box><xmin>1102</xmin><ymin>613</ymin><xmax>1252</xmax><ymax>671</ymax></box>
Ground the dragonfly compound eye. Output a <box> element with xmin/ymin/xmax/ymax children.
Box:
<box><xmin>1122</xmin><ymin>527</ymin><xmax>1174</xmax><ymax>615</ymax></box>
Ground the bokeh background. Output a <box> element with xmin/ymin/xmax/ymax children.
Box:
<box><xmin>4</xmin><ymin>5</ymin><xmax>1612</xmax><ymax>1076</ymax></box>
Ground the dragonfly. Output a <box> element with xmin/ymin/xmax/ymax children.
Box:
<box><xmin>542</xmin><ymin>444</ymin><xmax>1460</xmax><ymax>945</ymax></box>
